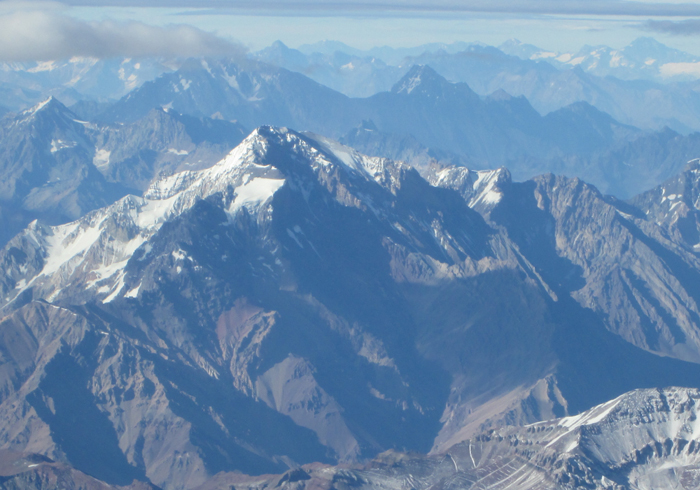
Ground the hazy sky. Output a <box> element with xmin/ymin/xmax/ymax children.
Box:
<box><xmin>2</xmin><ymin>0</ymin><xmax>700</xmax><ymax>60</ymax></box>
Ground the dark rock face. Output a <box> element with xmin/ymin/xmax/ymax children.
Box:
<box><xmin>490</xmin><ymin>169</ymin><xmax>700</xmax><ymax>364</ymax></box>
<box><xmin>425</xmin><ymin>159</ymin><xmax>700</xmax><ymax>366</ymax></box>
<box><xmin>3</xmin><ymin>128</ymin><xmax>700</xmax><ymax>488</ymax></box>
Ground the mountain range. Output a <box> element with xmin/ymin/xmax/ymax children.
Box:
<box><xmin>0</xmin><ymin>58</ymin><xmax>177</xmax><ymax>111</ymax></box>
<box><xmin>3</xmin><ymin>37</ymin><xmax>700</xmax><ymax>135</ymax></box>
<box><xmin>3</xmin><ymin>59</ymin><xmax>699</xmax><ymax>253</ymax></box>
<box><xmin>2</xmin><ymin>127</ymin><xmax>700</xmax><ymax>488</ymax></box>
<box><xmin>500</xmin><ymin>36</ymin><xmax>700</xmax><ymax>83</ymax></box>
<box><xmin>90</xmin><ymin>59</ymin><xmax>700</xmax><ymax>198</ymax></box>
<box><xmin>253</xmin><ymin>38</ymin><xmax>700</xmax><ymax>133</ymax></box>
<box><xmin>3</xmin><ymin>33</ymin><xmax>700</xmax><ymax>490</ymax></box>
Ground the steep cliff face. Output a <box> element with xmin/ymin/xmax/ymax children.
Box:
<box><xmin>499</xmin><ymin>174</ymin><xmax>700</xmax><ymax>360</ymax></box>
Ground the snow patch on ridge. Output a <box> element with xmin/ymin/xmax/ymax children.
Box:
<box><xmin>42</xmin><ymin>221</ymin><xmax>104</xmax><ymax>276</ymax></box>
<box><xmin>428</xmin><ymin>166</ymin><xmax>507</xmax><ymax>210</ymax></box>
<box><xmin>168</xmin><ymin>148</ymin><xmax>189</xmax><ymax>156</ymax></box>
<box><xmin>557</xmin><ymin>395</ymin><xmax>622</xmax><ymax>432</ymax></box>
<box><xmin>228</xmin><ymin>177</ymin><xmax>285</xmax><ymax>217</ymax></box>
<box><xmin>28</xmin><ymin>61</ymin><xmax>57</xmax><ymax>73</ymax></box>
<box><xmin>531</xmin><ymin>51</ymin><xmax>557</xmax><ymax>60</ymax></box>
<box><xmin>124</xmin><ymin>282</ymin><xmax>141</xmax><ymax>298</ymax></box>
<box><xmin>314</xmin><ymin>136</ymin><xmax>370</xmax><ymax>175</ymax></box>
<box><xmin>93</xmin><ymin>149</ymin><xmax>111</xmax><ymax>168</ymax></box>
<box><xmin>23</xmin><ymin>97</ymin><xmax>54</xmax><ymax>116</ymax></box>
<box><xmin>471</xmin><ymin>170</ymin><xmax>504</xmax><ymax>206</ymax></box>
<box><xmin>50</xmin><ymin>139</ymin><xmax>77</xmax><ymax>153</ymax></box>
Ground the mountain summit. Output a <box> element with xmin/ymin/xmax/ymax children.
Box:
<box><xmin>391</xmin><ymin>64</ymin><xmax>481</xmax><ymax>102</ymax></box>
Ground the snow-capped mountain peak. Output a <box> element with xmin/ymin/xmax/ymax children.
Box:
<box><xmin>19</xmin><ymin>96</ymin><xmax>74</xmax><ymax>121</ymax></box>
<box><xmin>0</xmin><ymin>126</ymin><xmax>420</xmax><ymax>309</ymax></box>
<box><xmin>497</xmin><ymin>387</ymin><xmax>700</xmax><ymax>488</ymax></box>
<box><xmin>23</xmin><ymin>96</ymin><xmax>56</xmax><ymax>115</ymax></box>
<box><xmin>1</xmin><ymin>128</ymin><xmax>292</xmax><ymax>308</ymax></box>
<box><xmin>392</xmin><ymin>65</ymin><xmax>447</xmax><ymax>95</ymax></box>
<box><xmin>303</xmin><ymin>131</ymin><xmax>413</xmax><ymax>193</ymax></box>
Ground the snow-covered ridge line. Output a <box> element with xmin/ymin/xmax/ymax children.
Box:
<box><xmin>4</xmin><ymin>126</ymin><xmax>505</xmax><ymax>310</ymax></box>
<box><xmin>429</xmin><ymin>166</ymin><xmax>508</xmax><ymax>209</ymax></box>
<box><xmin>145</xmin><ymin>127</ymin><xmax>273</xmax><ymax>200</ymax></box>
<box><xmin>304</xmin><ymin>131</ymin><xmax>409</xmax><ymax>188</ymax></box>
<box><xmin>521</xmin><ymin>387</ymin><xmax>700</xmax><ymax>467</ymax></box>
<box><xmin>6</xmin><ymin>125</ymin><xmax>419</xmax><ymax>308</ymax></box>
<box><xmin>22</xmin><ymin>96</ymin><xmax>55</xmax><ymax>116</ymax></box>
<box><xmin>5</xmin><ymin>127</ymin><xmax>288</xmax><ymax>307</ymax></box>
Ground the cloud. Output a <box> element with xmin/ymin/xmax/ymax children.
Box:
<box><xmin>642</xmin><ymin>19</ymin><xmax>700</xmax><ymax>35</ymax></box>
<box><xmin>0</xmin><ymin>8</ymin><xmax>246</xmax><ymax>61</ymax></box>
<box><xmin>660</xmin><ymin>61</ymin><xmax>700</xmax><ymax>76</ymax></box>
<box><xmin>58</xmin><ymin>0</ymin><xmax>700</xmax><ymax>18</ymax></box>
<box><xmin>0</xmin><ymin>0</ymin><xmax>66</xmax><ymax>12</ymax></box>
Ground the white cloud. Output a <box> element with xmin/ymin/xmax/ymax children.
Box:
<box><xmin>660</xmin><ymin>61</ymin><xmax>700</xmax><ymax>77</ymax></box>
<box><xmin>0</xmin><ymin>7</ymin><xmax>245</xmax><ymax>61</ymax></box>
<box><xmin>58</xmin><ymin>0</ymin><xmax>700</xmax><ymax>17</ymax></box>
